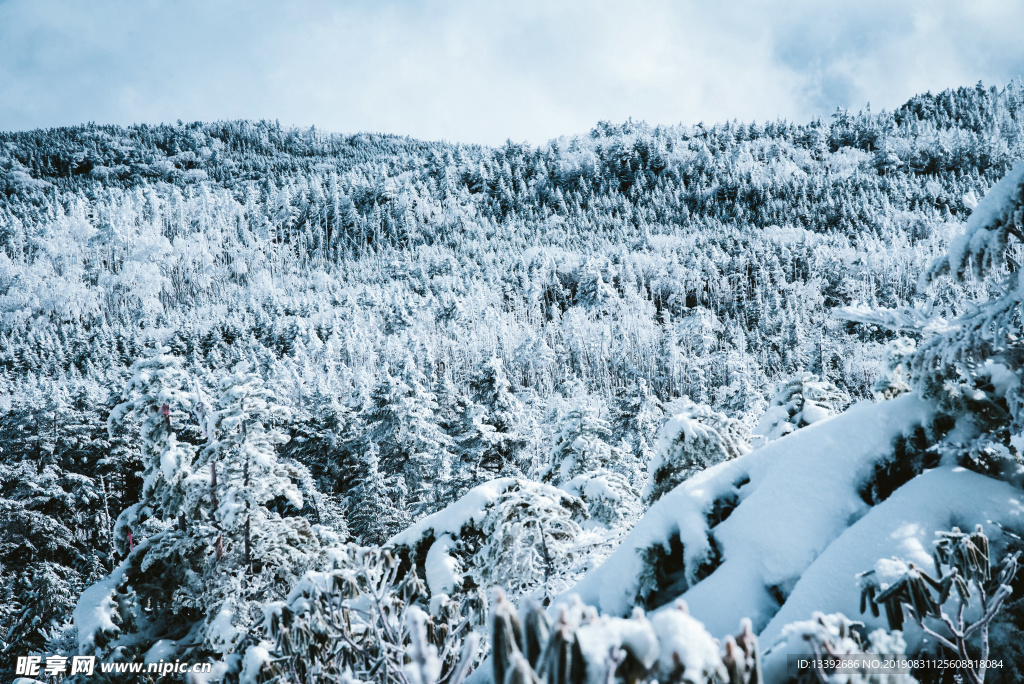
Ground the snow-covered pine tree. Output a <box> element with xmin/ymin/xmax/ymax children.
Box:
<box><xmin>347</xmin><ymin>442</ymin><xmax>411</xmax><ymax>545</ymax></box>
<box><xmin>461</xmin><ymin>356</ymin><xmax>527</xmax><ymax>479</ymax></box>
<box><xmin>88</xmin><ymin>350</ymin><xmax>197</xmax><ymax>564</ymax></box>
<box><xmin>281</xmin><ymin>376</ymin><xmax>359</xmax><ymax>496</ymax></box>
<box><xmin>432</xmin><ymin>367</ymin><xmax>477</xmax><ymax>498</ymax></box>
<box><xmin>542</xmin><ymin>394</ymin><xmax>640</xmax><ymax>527</ymax></box>
<box><xmin>574</xmin><ymin>264</ymin><xmax>617</xmax><ymax>312</ymax></box>
<box><xmin>611</xmin><ymin>377</ymin><xmax>664</xmax><ymax>486</ymax></box>
<box><xmin>3</xmin><ymin>561</ymin><xmax>77</xmax><ymax>654</ymax></box>
<box><xmin>186</xmin><ymin>363</ymin><xmax>327</xmax><ymax>654</ymax></box>
<box><xmin>643</xmin><ymin>398</ymin><xmax>749</xmax><ymax>505</ymax></box>
<box><xmin>543</xmin><ymin>395</ymin><xmax>618</xmax><ymax>485</ymax></box>
<box><xmin>0</xmin><ymin>457</ymin><xmax>101</xmax><ymax>656</ymax></box>
<box><xmin>843</xmin><ymin>161</ymin><xmax>1024</xmax><ymax>474</ymax></box>
<box><xmin>73</xmin><ymin>347</ymin><xmax>201</xmax><ymax>660</ymax></box>
<box><xmin>751</xmin><ymin>373</ymin><xmax>851</xmax><ymax>447</ymax></box>
<box><xmin>73</xmin><ymin>354</ymin><xmax>327</xmax><ymax>667</ymax></box>
<box><xmin>911</xmin><ymin>162</ymin><xmax>1024</xmax><ymax>444</ymax></box>
<box><xmin>388</xmin><ymin>478</ymin><xmax>587</xmax><ymax>608</ymax></box>
<box><xmin>363</xmin><ymin>354</ymin><xmax>455</xmax><ymax>514</ymax></box>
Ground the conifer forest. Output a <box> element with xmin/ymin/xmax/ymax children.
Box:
<box><xmin>4</xmin><ymin>81</ymin><xmax>1024</xmax><ymax>682</ymax></box>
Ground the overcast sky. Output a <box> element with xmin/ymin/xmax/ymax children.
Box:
<box><xmin>2</xmin><ymin>0</ymin><xmax>1023</xmax><ymax>146</ymax></box>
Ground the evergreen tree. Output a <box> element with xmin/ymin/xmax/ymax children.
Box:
<box><xmin>643</xmin><ymin>399</ymin><xmax>749</xmax><ymax>505</ymax></box>
<box><xmin>542</xmin><ymin>394</ymin><xmax>641</xmax><ymax>526</ymax></box>
<box><xmin>752</xmin><ymin>373</ymin><xmax>851</xmax><ymax>447</ymax></box>
<box><xmin>0</xmin><ymin>458</ymin><xmax>100</xmax><ymax>657</ymax></box>
<box><xmin>611</xmin><ymin>377</ymin><xmax>664</xmax><ymax>485</ymax></box>
<box><xmin>74</xmin><ymin>355</ymin><xmax>326</xmax><ymax>663</ymax></box>
<box><xmin>461</xmin><ymin>356</ymin><xmax>527</xmax><ymax>478</ymax></box>
<box><xmin>542</xmin><ymin>395</ymin><xmax>619</xmax><ymax>487</ymax></box>
<box><xmin>363</xmin><ymin>354</ymin><xmax>455</xmax><ymax>513</ymax></box>
<box><xmin>347</xmin><ymin>443</ymin><xmax>410</xmax><ymax>545</ymax></box>
<box><xmin>105</xmin><ymin>348</ymin><xmax>197</xmax><ymax>548</ymax></box>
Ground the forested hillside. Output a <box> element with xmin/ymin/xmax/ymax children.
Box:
<box><xmin>3</xmin><ymin>80</ymin><xmax>1024</xmax><ymax>682</ymax></box>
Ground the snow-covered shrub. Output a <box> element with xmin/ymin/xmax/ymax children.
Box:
<box><xmin>987</xmin><ymin>592</ymin><xmax>1024</xmax><ymax>684</ymax></box>
<box><xmin>248</xmin><ymin>544</ymin><xmax>478</xmax><ymax>684</ymax></box>
<box><xmin>543</xmin><ymin>394</ymin><xmax>643</xmax><ymax>528</ymax></box>
<box><xmin>643</xmin><ymin>399</ymin><xmax>749</xmax><ymax>505</ymax></box>
<box><xmin>543</xmin><ymin>397</ymin><xmax>621</xmax><ymax>486</ymax></box>
<box><xmin>560</xmin><ymin>470</ymin><xmax>641</xmax><ymax>528</ymax></box>
<box><xmin>567</xmin><ymin>396</ymin><xmax>1024</xmax><ymax>645</ymax></box>
<box><xmin>766</xmin><ymin>612</ymin><xmax>912</xmax><ymax>683</ymax></box>
<box><xmin>857</xmin><ymin>525</ymin><xmax>1018</xmax><ymax>684</ymax></box>
<box><xmin>752</xmin><ymin>373</ymin><xmax>851</xmax><ymax>447</ymax></box>
<box><xmin>490</xmin><ymin>592</ymin><xmax>761</xmax><ymax>684</ymax></box>
<box><xmin>389</xmin><ymin>479</ymin><xmax>587</xmax><ymax>609</ymax></box>
<box><xmin>856</xmin><ymin>422</ymin><xmax>947</xmax><ymax>507</ymax></box>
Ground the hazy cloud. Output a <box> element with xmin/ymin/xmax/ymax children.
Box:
<box><xmin>1</xmin><ymin>0</ymin><xmax>1022</xmax><ymax>144</ymax></box>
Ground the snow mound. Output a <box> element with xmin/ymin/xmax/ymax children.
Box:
<box><xmin>425</xmin><ymin>534</ymin><xmax>461</xmax><ymax>595</ymax></box>
<box><xmin>759</xmin><ymin>466</ymin><xmax>1024</xmax><ymax>679</ymax></box>
<box><xmin>567</xmin><ymin>394</ymin><xmax>935</xmax><ymax>637</ymax></box>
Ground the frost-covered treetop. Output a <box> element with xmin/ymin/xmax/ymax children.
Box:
<box><xmin>929</xmin><ymin>160</ymin><xmax>1024</xmax><ymax>284</ymax></box>
<box><xmin>752</xmin><ymin>373</ymin><xmax>851</xmax><ymax>446</ymax></box>
<box><xmin>643</xmin><ymin>398</ymin><xmax>748</xmax><ymax>505</ymax></box>
<box><xmin>107</xmin><ymin>347</ymin><xmax>197</xmax><ymax>531</ymax></box>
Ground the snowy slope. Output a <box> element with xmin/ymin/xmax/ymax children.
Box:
<box><xmin>567</xmin><ymin>394</ymin><xmax>936</xmax><ymax>638</ymax></box>
<box><xmin>758</xmin><ymin>465</ymin><xmax>1024</xmax><ymax>680</ymax></box>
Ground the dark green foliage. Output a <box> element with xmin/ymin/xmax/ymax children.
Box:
<box><xmin>859</xmin><ymin>421</ymin><xmax>948</xmax><ymax>506</ymax></box>
<box><xmin>637</xmin><ymin>532</ymin><xmax>688</xmax><ymax>611</ymax></box>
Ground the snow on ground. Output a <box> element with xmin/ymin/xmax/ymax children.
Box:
<box><xmin>424</xmin><ymin>533</ymin><xmax>461</xmax><ymax>595</ymax></box>
<box><xmin>567</xmin><ymin>394</ymin><xmax>935</xmax><ymax>638</ymax></box>
<box><xmin>759</xmin><ymin>465</ymin><xmax>1024</xmax><ymax>681</ymax></box>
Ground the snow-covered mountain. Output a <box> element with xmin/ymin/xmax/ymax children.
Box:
<box><xmin>3</xmin><ymin>82</ymin><xmax>1024</xmax><ymax>682</ymax></box>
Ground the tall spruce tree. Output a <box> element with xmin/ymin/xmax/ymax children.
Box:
<box><xmin>74</xmin><ymin>353</ymin><xmax>326</xmax><ymax>665</ymax></box>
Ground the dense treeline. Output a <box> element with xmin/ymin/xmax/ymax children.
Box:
<box><xmin>1</xmin><ymin>80</ymin><xmax>1023</xmax><ymax>661</ymax></box>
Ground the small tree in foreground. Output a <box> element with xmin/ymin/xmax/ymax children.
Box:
<box><xmin>74</xmin><ymin>352</ymin><xmax>328</xmax><ymax>667</ymax></box>
<box><xmin>859</xmin><ymin>525</ymin><xmax>1018</xmax><ymax>684</ymax></box>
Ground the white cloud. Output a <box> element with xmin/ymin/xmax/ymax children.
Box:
<box><xmin>0</xmin><ymin>0</ymin><xmax>1022</xmax><ymax>145</ymax></box>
